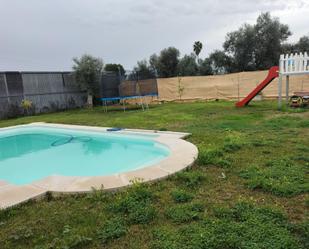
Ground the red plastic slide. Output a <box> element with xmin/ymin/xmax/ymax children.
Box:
<box><xmin>235</xmin><ymin>66</ymin><xmax>279</xmax><ymax>107</ymax></box>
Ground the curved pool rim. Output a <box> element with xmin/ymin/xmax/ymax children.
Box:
<box><xmin>0</xmin><ymin>123</ymin><xmax>198</xmax><ymax>209</ymax></box>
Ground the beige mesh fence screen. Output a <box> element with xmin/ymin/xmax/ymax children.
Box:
<box><xmin>137</xmin><ymin>79</ymin><xmax>158</xmax><ymax>96</ymax></box>
<box><xmin>119</xmin><ymin>81</ymin><xmax>137</xmax><ymax>97</ymax></box>
<box><xmin>156</xmin><ymin>70</ymin><xmax>309</xmax><ymax>102</ymax></box>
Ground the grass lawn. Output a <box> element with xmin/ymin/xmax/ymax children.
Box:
<box><xmin>0</xmin><ymin>101</ymin><xmax>308</xmax><ymax>249</ymax></box>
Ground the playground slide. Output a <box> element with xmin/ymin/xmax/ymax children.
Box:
<box><xmin>235</xmin><ymin>66</ymin><xmax>279</xmax><ymax>107</ymax></box>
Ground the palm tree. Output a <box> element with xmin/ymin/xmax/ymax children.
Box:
<box><xmin>193</xmin><ymin>41</ymin><xmax>203</xmax><ymax>61</ymax></box>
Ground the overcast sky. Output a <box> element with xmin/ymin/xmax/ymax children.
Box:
<box><xmin>0</xmin><ymin>0</ymin><xmax>308</xmax><ymax>71</ymax></box>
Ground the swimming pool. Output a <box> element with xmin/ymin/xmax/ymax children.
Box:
<box><xmin>0</xmin><ymin>126</ymin><xmax>170</xmax><ymax>185</ymax></box>
<box><xmin>0</xmin><ymin>123</ymin><xmax>198</xmax><ymax>209</ymax></box>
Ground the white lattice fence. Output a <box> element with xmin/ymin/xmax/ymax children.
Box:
<box><xmin>280</xmin><ymin>52</ymin><xmax>309</xmax><ymax>75</ymax></box>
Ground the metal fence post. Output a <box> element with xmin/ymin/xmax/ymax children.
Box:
<box><xmin>3</xmin><ymin>73</ymin><xmax>11</xmax><ymax>104</ymax></box>
<box><xmin>278</xmin><ymin>74</ymin><xmax>283</xmax><ymax>109</ymax></box>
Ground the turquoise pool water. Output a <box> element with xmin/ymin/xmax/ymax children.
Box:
<box><xmin>0</xmin><ymin>126</ymin><xmax>170</xmax><ymax>185</ymax></box>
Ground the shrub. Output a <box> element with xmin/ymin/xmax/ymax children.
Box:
<box><xmin>171</xmin><ymin>189</ymin><xmax>194</xmax><ymax>203</ymax></box>
<box><xmin>165</xmin><ymin>203</ymin><xmax>204</xmax><ymax>224</ymax></box>
<box><xmin>240</xmin><ymin>158</ymin><xmax>308</xmax><ymax>196</ymax></box>
<box><xmin>97</xmin><ymin>217</ymin><xmax>127</xmax><ymax>244</ymax></box>
<box><xmin>21</xmin><ymin>99</ymin><xmax>34</xmax><ymax>115</ymax></box>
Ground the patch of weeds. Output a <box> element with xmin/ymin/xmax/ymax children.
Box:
<box><xmin>223</xmin><ymin>133</ymin><xmax>245</xmax><ymax>152</ymax></box>
<box><xmin>299</xmin><ymin>119</ymin><xmax>309</xmax><ymax>128</ymax></box>
<box><xmin>62</xmin><ymin>225</ymin><xmax>73</xmax><ymax>235</ymax></box>
<box><xmin>127</xmin><ymin>203</ymin><xmax>157</xmax><ymax>224</ymax></box>
<box><xmin>165</xmin><ymin>202</ymin><xmax>205</xmax><ymax>224</ymax></box>
<box><xmin>264</xmin><ymin>116</ymin><xmax>302</xmax><ymax>130</ymax></box>
<box><xmin>216</xmin><ymin>157</ymin><xmax>232</xmax><ymax>168</ymax></box>
<box><xmin>176</xmin><ymin>202</ymin><xmax>301</xmax><ymax>249</ymax></box>
<box><xmin>9</xmin><ymin>226</ymin><xmax>34</xmax><ymax>242</ymax></box>
<box><xmin>64</xmin><ymin>234</ymin><xmax>92</xmax><ymax>248</ymax></box>
<box><xmin>0</xmin><ymin>208</ymin><xmax>16</xmax><ymax>222</ymax></box>
<box><xmin>198</xmin><ymin>146</ymin><xmax>232</xmax><ymax>168</ymax></box>
<box><xmin>97</xmin><ymin>217</ymin><xmax>127</xmax><ymax>244</ymax></box>
<box><xmin>305</xmin><ymin>197</ymin><xmax>309</xmax><ymax>207</ymax></box>
<box><xmin>151</xmin><ymin>202</ymin><xmax>303</xmax><ymax>249</ymax></box>
<box><xmin>151</xmin><ymin>226</ymin><xmax>180</xmax><ymax>249</ymax></box>
<box><xmin>227</xmin><ymin>202</ymin><xmax>287</xmax><ymax>224</ymax></box>
<box><xmin>212</xmin><ymin>206</ymin><xmax>234</xmax><ymax>219</ymax></box>
<box><xmin>197</xmin><ymin>147</ymin><xmax>223</xmax><ymax>165</ymax></box>
<box><xmin>240</xmin><ymin>158</ymin><xmax>308</xmax><ymax>196</ymax></box>
<box><xmin>127</xmin><ymin>180</ymin><xmax>155</xmax><ymax>202</ymax></box>
<box><xmin>45</xmin><ymin>191</ymin><xmax>53</xmax><ymax>202</ymax></box>
<box><xmin>289</xmin><ymin>221</ymin><xmax>309</xmax><ymax>249</ymax></box>
<box><xmin>262</xmin><ymin>150</ymin><xmax>271</xmax><ymax>154</ymax></box>
<box><xmin>175</xmin><ymin>170</ymin><xmax>205</xmax><ymax>189</ymax></box>
<box><xmin>35</xmin><ymin>230</ymin><xmax>92</xmax><ymax>249</ymax></box>
<box><xmin>86</xmin><ymin>186</ymin><xmax>108</xmax><ymax>202</ymax></box>
<box><xmin>59</xmin><ymin>225</ymin><xmax>93</xmax><ymax>248</ymax></box>
<box><xmin>171</xmin><ymin>189</ymin><xmax>194</xmax><ymax>203</ymax></box>
<box><xmin>250</xmin><ymin>140</ymin><xmax>265</xmax><ymax>147</ymax></box>
<box><xmin>292</xmin><ymin>155</ymin><xmax>309</xmax><ymax>163</ymax></box>
<box><xmin>250</xmin><ymin>138</ymin><xmax>270</xmax><ymax>147</ymax></box>
<box><xmin>296</xmin><ymin>144</ymin><xmax>309</xmax><ymax>153</ymax></box>
<box><xmin>108</xmin><ymin>183</ymin><xmax>157</xmax><ymax>224</ymax></box>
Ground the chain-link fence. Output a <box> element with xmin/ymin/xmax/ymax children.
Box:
<box><xmin>99</xmin><ymin>70</ymin><xmax>158</xmax><ymax>98</ymax></box>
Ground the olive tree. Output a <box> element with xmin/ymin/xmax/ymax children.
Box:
<box><xmin>73</xmin><ymin>54</ymin><xmax>104</xmax><ymax>107</ymax></box>
<box><xmin>156</xmin><ymin>47</ymin><xmax>180</xmax><ymax>78</ymax></box>
<box><xmin>177</xmin><ymin>54</ymin><xmax>199</xmax><ymax>76</ymax></box>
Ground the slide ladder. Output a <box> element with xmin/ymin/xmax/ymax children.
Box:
<box><xmin>236</xmin><ymin>66</ymin><xmax>279</xmax><ymax>107</ymax></box>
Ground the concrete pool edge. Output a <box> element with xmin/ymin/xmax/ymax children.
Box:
<box><xmin>0</xmin><ymin>123</ymin><xmax>198</xmax><ymax>209</ymax></box>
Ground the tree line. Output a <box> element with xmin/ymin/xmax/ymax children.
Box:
<box><xmin>128</xmin><ymin>12</ymin><xmax>309</xmax><ymax>78</ymax></box>
<box><xmin>72</xmin><ymin>12</ymin><xmax>309</xmax><ymax>106</ymax></box>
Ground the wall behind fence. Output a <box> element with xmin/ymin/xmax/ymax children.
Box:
<box><xmin>156</xmin><ymin>70</ymin><xmax>309</xmax><ymax>102</ymax></box>
<box><xmin>0</xmin><ymin>72</ymin><xmax>86</xmax><ymax>119</ymax></box>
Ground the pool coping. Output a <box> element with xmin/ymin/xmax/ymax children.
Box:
<box><xmin>0</xmin><ymin>123</ymin><xmax>198</xmax><ymax>209</ymax></box>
